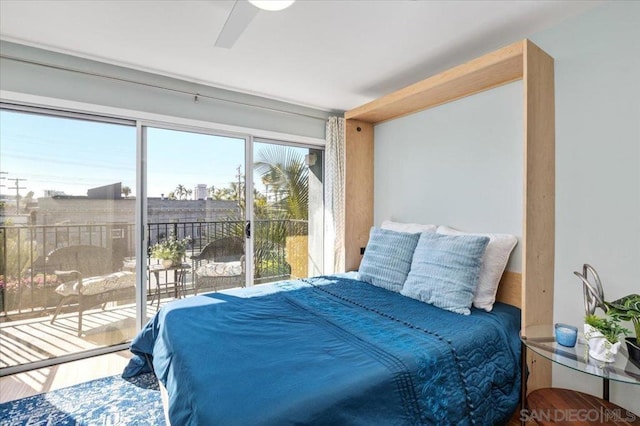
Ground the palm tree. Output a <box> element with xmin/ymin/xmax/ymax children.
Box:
<box><xmin>253</xmin><ymin>146</ymin><xmax>310</xmax><ymax>281</ymax></box>
<box><xmin>174</xmin><ymin>184</ymin><xmax>190</xmax><ymax>200</ymax></box>
<box><xmin>202</xmin><ymin>149</ymin><xmax>309</xmax><ymax>281</ymax></box>
<box><xmin>254</xmin><ymin>145</ymin><xmax>308</xmax><ymax>220</ymax></box>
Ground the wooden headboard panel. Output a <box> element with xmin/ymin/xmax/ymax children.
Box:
<box><xmin>496</xmin><ymin>271</ymin><xmax>522</xmax><ymax>308</ymax></box>
<box><xmin>344</xmin><ymin>39</ymin><xmax>554</xmax><ymax>392</ymax></box>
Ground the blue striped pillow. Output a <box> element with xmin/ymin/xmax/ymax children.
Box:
<box><xmin>358</xmin><ymin>227</ymin><xmax>421</xmax><ymax>292</ymax></box>
<box><xmin>401</xmin><ymin>232</ymin><xmax>489</xmax><ymax>314</ymax></box>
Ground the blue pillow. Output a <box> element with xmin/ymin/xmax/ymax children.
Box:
<box><xmin>358</xmin><ymin>227</ymin><xmax>421</xmax><ymax>292</ymax></box>
<box><xmin>401</xmin><ymin>232</ymin><xmax>489</xmax><ymax>315</ymax></box>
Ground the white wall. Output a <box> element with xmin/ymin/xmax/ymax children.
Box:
<box><xmin>530</xmin><ymin>0</ymin><xmax>640</xmax><ymax>412</ymax></box>
<box><xmin>374</xmin><ymin>0</ymin><xmax>639</xmax><ymax>413</ymax></box>
<box><xmin>374</xmin><ymin>81</ymin><xmax>523</xmax><ymax>271</ymax></box>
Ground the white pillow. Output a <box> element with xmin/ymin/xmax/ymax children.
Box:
<box><xmin>381</xmin><ymin>220</ymin><xmax>437</xmax><ymax>234</ymax></box>
<box><xmin>436</xmin><ymin>225</ymin><xmax>517</xmax><ymax>312</ymax></box>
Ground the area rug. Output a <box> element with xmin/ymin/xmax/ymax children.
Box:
<box><xmin>0</xmin><ymin>372</ymin><xmax>165</xmax><ymax>425</ymax></box>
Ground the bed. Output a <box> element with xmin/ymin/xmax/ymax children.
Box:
<box><xmin>342</xmin><ymin>38</ymin><xmax>555</xmax><ymax>393</ymax></box>
<box><xmin>124</xmin><ymin>38</ymin><xmax>555</xmax><ymax>424</ymax></box>
<box><xmin>124</xmin><ymin>273</ymin><xmax>521</xmax><ymax>425</ymax></box>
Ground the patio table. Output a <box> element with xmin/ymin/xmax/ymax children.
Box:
<box><xmin>148</xmin><ymin>263</ymin><xmax>191</xmax><ymax>308</ymax></box>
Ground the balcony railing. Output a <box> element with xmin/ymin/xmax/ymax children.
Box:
<box><xmin>0</xmin><ymin>219</ymin><xmax>308</xmax><ymax>317</ymax></box>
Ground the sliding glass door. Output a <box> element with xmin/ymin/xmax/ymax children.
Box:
<box><xmin>0</xmin><ymin>107</ymin><xmax>137</xmax><ymax>370</ymax></box>
<box><xmin>144</xmin><ymin>131</ymin><xmax>326</xmax><ymax>301</ymax></box>
<box><xmin>252</xmin><ymin>139</ymin><xmax>323</xmax><ymax>285</ymax></box>
<box><xmin>145</xmin><ymin>127</ymin><xmax>247</xmax><ymax>314</ymax></box>
<box><xmin>0</xmin><ymin>106</ymin><xmax>324</xmax><ymax>375</ymax></box>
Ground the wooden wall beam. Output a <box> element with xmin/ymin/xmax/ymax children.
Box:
<box><xmin>522</xmin><ymin>39</ymin><xmax>555</xmax><ymax>391</ymax></box>
<box><xmin>344</xmin><ymin>119</ymin><xmax>374</xmax><ymax>272</ymax></box>
<box><xmin>346</xmin><ymin>41</ymin><xmax>523</xmax><ymax>124</ymax></box>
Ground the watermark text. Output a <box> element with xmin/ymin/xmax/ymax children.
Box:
<box><xmin>521</xmin><ymin>408</ymin><xmax>637</xmax><ymax>423</ymax></box>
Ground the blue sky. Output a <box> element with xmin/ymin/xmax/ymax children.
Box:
<box><xmin>147</xmin><ymin>127</ymin><xmax>245</xmax><ymax>198</ymax></box>
<box><xmin>1</xmin><ymin>110</ymin><xmax>248</xmax><ymax>198</ymax></box>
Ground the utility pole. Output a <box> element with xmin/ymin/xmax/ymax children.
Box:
<box><xmin>8</xmin><ymin>177</ymin><xmax>27</xmax><ymax>214</ymax></box>
<box><xmin>0</xmin><ymin>171</ymin><xmax>6</xmax><ymax>195</ymax></box>
<box><xmin>0</xmin><ymin>172</ymin><xmax>6</xmax><ymax>217</ymax></box>
<box><xmin>236</xmin><ymin>165</ymin><xmax>242</xmax><ymax>201</ymax></box>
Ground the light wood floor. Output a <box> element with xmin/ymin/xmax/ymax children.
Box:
<box><xmin>0</xmin><ymin>299</ymin><xmax>166</xmax><ymax>403</ymax></box>
<box><xmin>0</xmin><ymin>350</ymin><xmax>132</xmax><ymax>403</ymax></box>
<box><xmin>0</xmin><ymin>300</ymin><xmax>164</xmax><ymax>369</ymax></box>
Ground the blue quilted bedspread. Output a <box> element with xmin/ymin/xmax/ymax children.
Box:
<box><xmin>124</xmin><ymin>274</ymin><xmax>521</xmax><ymax>425</ymax></box>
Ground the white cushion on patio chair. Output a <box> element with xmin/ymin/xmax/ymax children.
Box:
<box><xmin>55</xmin><ymin>271</ymin><xmax>135</xmax><ymax>297</ymax></box>
<box><xmin>196</xmin><ymin>261</ymin><xmax>243</xmax><ymax>278</ymax></box>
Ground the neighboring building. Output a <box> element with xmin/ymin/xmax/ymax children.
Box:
<box><xmin>193</xmin><ymin>184</ymin><xmax>208</xmax><ymax>200</ymax></box>
<box><xmin>30</xmin><ymin>183</ymin><xmax>241</xmax><ymax>257</ymax></box>
<box><xmin>0</xmin><ymin>193</ymin><xmax>32</xmax><ymax>224</ymax></box>
<box><xmin>34</xmin><ymin>183</ymin><xmax>239</xmax><ymax>227</ymax></box>
<box><xmin>43</xmin><ymin>190</ymin><xmax>66</xmax><ymax>198</ymax></box>
<box><xmin>35</xmin><ymin>197</ymin><xmax>239</xmax><ymax>227</ymax></box>
<box><xmin>87</xmin><ymin>182</ymin><xmax>122</xmax><ymax>200</ymax></box>
<box><xmin>0</xmin><ymin>213</ymin><xmax>30</xmax><ymax>225</ymax></box>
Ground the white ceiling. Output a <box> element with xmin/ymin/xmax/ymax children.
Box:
<box><xmin>0</xmin><ymin>0</ymin><xmax>599</xmax><ymax>112</ymax></box>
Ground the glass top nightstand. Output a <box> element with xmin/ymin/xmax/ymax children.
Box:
<box><xmin>521</xmin><ymin>324</ymin><xmax>640</xmax><ymax>401</ymax></box>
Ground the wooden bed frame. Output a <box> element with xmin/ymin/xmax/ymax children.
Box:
<box><xmin>343</xmin><ymin>39</ymin><xmax>555</xmax><ymax>392</ymax></box>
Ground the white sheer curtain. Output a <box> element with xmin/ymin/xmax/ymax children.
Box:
<box><xmin>324</xmin><ymin>116</ymin><xmax>345</xmax><ymax>274</ymax></box>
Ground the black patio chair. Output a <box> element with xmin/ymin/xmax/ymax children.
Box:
<box><xmin>190</xmin><ymin>237</ymin><xmax>245</xmax><ymax>293</ymax></box>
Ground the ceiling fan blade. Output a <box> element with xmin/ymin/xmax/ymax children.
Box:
<box><xmin>215</xmin><ymin>0</ymin><xmax>259</xmax><ymax>48</ymax></box>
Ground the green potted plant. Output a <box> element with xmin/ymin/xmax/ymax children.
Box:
<box><xmin>606</xmin><ymin>294</ymin><xmax>640</xmax><ymax>367</ymax></box>
<box><xmin>584</xmin><ymin>314</ymin><xmax>629</xmax><ymax>363</ymax></box>
<box><xmin>150</xmin><ymin>233</ymin><xmax>191</xmax><ymax>268</ymax></box>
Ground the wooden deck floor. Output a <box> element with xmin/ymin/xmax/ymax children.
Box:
<box><xmin>0</xmin><ymin>301</ymin><xmax>163</xmax><ymax>370</ymax></box>
<box><xmin>0</xmin><ymin>350</ymin><xmax>133</xmax><ymax>403</ymax></box>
